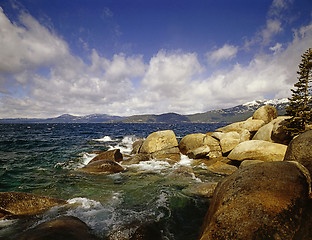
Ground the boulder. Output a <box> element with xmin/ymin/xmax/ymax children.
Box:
<box><xmin>228</xmin><ymin>140</ymin><xmax>287</xmax><ymax>162</ymax></box>
<box><xmin>121</xmin><ymin>153</ymin><xmax>151</xmax><ymax>165</ymax></box>
<box><xmin>151</xmin><ymin>147</ymin><xmax>181</xmax><ymax>162</ymax></box>
<box><xmin>252</xmin><ymin>105</ymin><xmax>277</xmax><ymax>124</ymax></box>
<box><xmin>139</xmin><ymin>130</ymin><xmax>178</xmax><ymax>154</ymax></box>
<box><xmin>199</xmin><ymin>161</ymin><xmax>311</xmax><ymax>240</ymax></box>
<box><xmin>130</xmin><ymin>139</ymin><xmax>144</xmax><ymax>154</ymax></box>
<box><xmin>219</xmin><ymin>132</ymin><xmax>240</xmax><ymax>154</ymax></box>
<box><xmin>16</xmin><ymin>216</ymin><xmax>98</xmax><ymax>240</ymax></box>
<box><xmin>89</xmin><ymin>149</ymin><xmax>123</xmax><ymax>164</ymax></box>
<box><xmin>187</xmin><ymin>146</ymin><xmax>211</xmax><ymax>159</ymax></box>
<box><xmin>252</xmin><ymin>116</ymin><xmax>292</xmax><ymax>144</ymax></box>
<box><xmin>284</xmin><ymin>130</ymin><xmax>312</xmax><ymax>177</ymax></box>
<box><xmin>77</xmin><ymin>160</ymin><xmax>124</xmax><ymax>174</ymax></box>
<box><xmin>207</xmin><ymin>161</ymin><xmax>238</xmax><ymax>175</ymax></box>
<box><xmin>179</xmin><ymin>134</ymin><xmax>221</xmax><ymax>159</ymax></box>
<box><xmin>182</xmin><ymin>182</ymin><xmax>219</xmax><ymax>198</ymax></box>
<box><xmin>239</xmin><ymin>159</ymin><xmax>264</xmax><ymax>168</ymax></box>
<box><xmin>0</xmin><ymin>192</ymin><xmax>66</xmax><ymax>218</ymax></box>
<box><xmin>216</xmin><ymin>118</ymin><xmax>265</xmax><ymax>133</ymax></box>
<box><xmin>178</xmin><ymin>133</ymin><xmax>207</xmax><ymax>155</ymax></box>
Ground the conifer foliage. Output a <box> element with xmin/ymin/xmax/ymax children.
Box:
<box><xmin>285</xmin><ymin>48</ymin><xmax>312</xmax><ymax>136</ymax></box>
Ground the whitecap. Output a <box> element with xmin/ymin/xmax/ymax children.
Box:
<box><xmin>93</xmin><ymin>136</ymin><xmax>117</xmax><ymax>142</ymax></box>
<box><xmin>108</xmin><ymin>135</ymin><xmax>139</xmax><ymax>155</ymax></box>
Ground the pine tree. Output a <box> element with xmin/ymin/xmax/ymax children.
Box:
<box><xmin>285</xmin><ymin>48</ymin><xmax>312</xmax><ymax>136</ymax></box>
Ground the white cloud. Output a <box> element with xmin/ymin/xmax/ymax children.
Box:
<box><xmin>207</xmin><ymin>44</ymin><xmax>238</xmax><ymax>64</ymax></box>
<box><xmin>1</xmin><ymin>5</ymin><xmax>312</xmax><ymax>118</ymax></box>
<box><xmin>0</xmin><ymin>7</ymin><xmax>68</xmax><ymax>75</ymax></box>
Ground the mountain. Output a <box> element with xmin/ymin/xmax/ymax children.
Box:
<box><xmin>119</xmin><ymin>98</ymin><xmax>289</xmax><ymax>123</ymax></box>
<box><xmin>0</xmin><ymin>114</ymin><xmax>124</xmax><ymax>123</ymax></box>
<box><xmin>121</xmin><ymin>113</ymin><xmax>190</xmax><ymax>123</ymax></box>
<box><xmin>0</xmin><ymin>98</ymin><xmax>289</xmax><ymax>124</ymax></box>
<box><xmin>186</xmin><ymin>98</ymin><xmax>289</xmax><ymax>123</ymax></box>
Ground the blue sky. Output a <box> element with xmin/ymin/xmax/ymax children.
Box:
<box><xmin>0</xmin><ymin>0</ymin><xmax>312</xmax><ymax>118</ymax></box>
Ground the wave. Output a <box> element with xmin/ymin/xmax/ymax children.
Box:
<box><xmin>93</xmin><ymin>136</ymin><xmax>117</xmax><ymax>142</ymax></box>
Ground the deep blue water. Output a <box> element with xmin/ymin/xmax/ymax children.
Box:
<box><xmin>0</xmin><ymin>123</ymin><xmax>225</xmax><ymax>239</ymax></box>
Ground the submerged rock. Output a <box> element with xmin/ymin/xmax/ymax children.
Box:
<box><xmin>182</xmin><ymin>182</ymin><xmax>219</xmax><ymax>198</ymax></box>
<box><xmin>89</xmin><ymin>149</ymin><xmax>123</xmax><ymax>163</ymax></box>
<box><xmin>0</xmin><ymin>192</ymin><xmax>66</xmax><ymax>218</ymax></box>
<box><xmin>199</xmin><ymin>161</ymin><xmax>311</xmax><ymax>240</ymax></box>
<box><xmin>228</xmin><ymin>140</ymin><xmax>287</xmax><ymax>162</ymax></box>
<box><xmin>16</xmin><ymin>216</ymin><xmax>98</xmax><ymax>240</ymax></box>
<box><xmin>77</xmin><ymin>160</ymin><xmax>124</xmax><ymax>174</ymax></box>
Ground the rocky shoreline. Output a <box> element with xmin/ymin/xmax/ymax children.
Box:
<box><xmin>1</xmin><ymin>104</ymin><xmax>312</xmax><ymax>239</ymax></box>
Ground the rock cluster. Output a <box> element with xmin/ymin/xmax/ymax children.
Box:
<box><xmin>4</xmin><ymin>104</ymin><xmax>312</xmax><ymax>240</ymax></box>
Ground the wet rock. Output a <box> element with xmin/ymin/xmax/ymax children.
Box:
<box><xmin>252</xmin><ymin>105</ymin><xmax>277</xmax><ymax>124</ymax></box>
<box><xmin>106</xmin><ymin>221</ymin><xmax>162</xmax><ymax>240</ymax></box>
<box><xmin>228</xmin><ymin>140</ymin><xmax>287</xmax><ymax>162</ymax></box>
<box><xmin>77</xmin><ymin>160</ymin><xmax>124</xmax><ymax>174</ymax></box>
<box><xmin>139</xmin><ymin>130</ymin><xmax>178</xmax><ymax>154</ymax></box>
<box><xmin>284</xmin><ymin>130</ymin><xmax>312</xmax><ymax>177</ymax></box>
<box><xmin>151</xmin><ymin>147</ymin><xmax>181</xmax><ymax>162</ymax></box>
<box><xmin>122</xmin><ymin>154</ymin><xmax>151</xmax><ymax>165</ymax></box>
<box><xmin>0</xmin><ymin>192</ymin><xmax>66</xmax><ymax>218</ymax></box>
<box><xmin>182</xmin><ymin>182</ymin><xmax>218</xmax><ymax>198</ymax></box>
<box><xmin>207</xmin><ymin>161</ymin><xmax>238</xmax><ymax>175</ymax></box>
<box><xmin>15</xmin><ymin>216</ymin><xmax>98</xmax><ymax>240</ymax></box>
<box><xmin>169</xmin><ymin>166</ymin><xmax>195</xmax><ymax>178</ymax></box>
<box><xmin>89</xmin><ymin>149</ymin><xmax>123</xmax><ymax>163</ymax></box>
<box><xmin>131</xmin><ymin>139</ymin><xmax>145</xmax><ymax>154</ymax></box>
<box><xmin>199</xmin><ymin>161</ymin><xmax>311</xmax><ymax>240</ymax></box>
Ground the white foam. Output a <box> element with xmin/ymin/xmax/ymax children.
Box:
<box><xmin>175</xmin><ymin>154</ymin><xmax>193</xmax><ymax>167</ymax></box>
<box><xmin>126</xmin><ymin>159</ymin><xmax>171</xmax><ymax>172</ymax></box>
<box><xmin>67</xmin><ymin>197</ymin><xmax>103</xmax><ymax>209</ymax></box>
<box><xmin>93</xmin><ymin>136</ymin><xmax>117</xmax><ymax>142</ymax></box>
<box><xmin>0</xmin><ymin>219</ymin><xmax>16</xmax><ymax>227</ymax></box>
<box><xmin>109</xmin><ymin>135</ymin><xmax>139</xmax><ymax>155</ymax></box>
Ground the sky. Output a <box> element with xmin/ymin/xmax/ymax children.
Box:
<box><xmin>0</xmin><ymin>0</ymin><xmax>312</xmax><ymax>118</ymax></box>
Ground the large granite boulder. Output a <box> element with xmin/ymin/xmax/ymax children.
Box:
<box><xmin>252</xmin><ymin>105</ymin><xmax>277</xmax><ymax>124</ymax></box>
<box><xmin>139</xmin><ymin>130</ymin><xmax>178</xmax><ymax>154</ymax></box>
<box><xmin>0</xmin><ymin>192</ymin><xmax>66</xmax><ymax>218</ymax></box>
<box><xmin>77</xmin><ymin>160</ymin><xmax>124</xmax><ymax>174</ymax></box>
<box><xmin>89</xmin><ymin>149</ymin><xmax>123</xmax><ymax>164</ymax></box>
<box><xmin>284</xmin><ymin>130</ymin><xmax>312</xmax><ymax>177</ymax></box>
<box><xmin>207</xmin><ymin>161</ymin><xmax>238</xmax><ymax>175</ymax></box>
<box><xmin>216</xmin><ymin>118</ymin><xmax>265</xmax><ymax>134</ymax></box>
<box><xmin>252</xmin><ymin>116</ymin><xmax>292</xmax><ymax>145</ymax></box>
<box><xmin>228</xmin><ymin>140</ymin><xmax>287</xmax><ymax>162</ymax></box>
<box><xmin>16</xmin><ymin>216</ymin><xmax>98</xmax><ymax>240</ymax></box>
<box><xmin>178</xmin><ymin>134</ymin><xmax>221</xmax><ymax>159</ymax></box>
<box><xmin>182</xmin><ymin>182</ymin><xmax>219</xmax><ymax>198</ymax></box>
<box><xmin>199</xmin><ymin>161</ymin><xmax>311</xmax><ymax>240</ymax></box>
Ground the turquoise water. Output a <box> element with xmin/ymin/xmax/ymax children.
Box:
<box><xmin>0</xmin><ymin>123</ymin><xmax>225</xmax><ymax>239</ymax></box>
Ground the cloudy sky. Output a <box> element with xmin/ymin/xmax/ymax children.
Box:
<box><xmin>0</xmin><ymin>0</ymin><xmax>312</xmax><ymax>118</ymax></box>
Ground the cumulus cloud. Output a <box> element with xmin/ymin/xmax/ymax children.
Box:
<box><xmin>207</xmin><ymin>44</ymin><xmax>238</xmax><ymax>64</ymax></box>
<box><xmin>1</xmin><ymin>3</ymin><xmax>312</xmax><ymax>118</ymax></box>
<box><xmin>0</xmin><ymin>7</ymin><xmax>68</xmax><ymax>75</ymax></box>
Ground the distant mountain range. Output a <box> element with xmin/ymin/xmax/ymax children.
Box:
<box><xmin>0</xmin><ymin>98</ymin><xmax>289</xmax><ymax>124</ymax></box>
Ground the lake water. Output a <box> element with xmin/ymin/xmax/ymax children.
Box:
<box><xmin>0</xmin><ymin>122</ymin><xmax>226</xmax><ymax>239</ymax></box>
